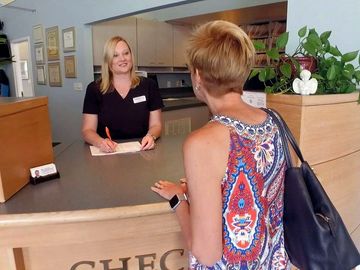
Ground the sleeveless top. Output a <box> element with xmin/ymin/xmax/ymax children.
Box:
<box><xmin>189</xmin><ymin>114</ymin><xmax>290</xmax><ymax>270</ymax></box>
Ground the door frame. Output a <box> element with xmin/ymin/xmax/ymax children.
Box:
<box><xmin>10</xmin><ymin>36</ymin><xmax>34</xmax><ymax>97</ymax></box>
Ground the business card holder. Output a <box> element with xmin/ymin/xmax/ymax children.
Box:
<box><xmin>29</xmin><ymin>163</ymin><xmax>60</xmax><ymax>185</ymax></box>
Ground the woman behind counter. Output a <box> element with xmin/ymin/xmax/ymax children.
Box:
<box><xmin>82</xmin><ymin>36</ymin><xmax>163</xmax><ymax>152</ymax></box>
<box><xmin>152</xmin><ymin>20</ymin><xmax>290</xmax><ymax>269</ymax></box>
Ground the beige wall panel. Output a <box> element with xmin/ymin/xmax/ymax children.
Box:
<box><xmin>267</xmin><ymin>92</ymin><xmax>360</xmax><ymax>165</ymax></box>
<box><xmin>23</xmin><ymin>233</ymin><xmax>187</xmax><ymax>270</ymax></box>
<box><xmin>313</xmin><ymin>150</ymin><xmax>360</xmax><ymax>237</ymax></box>
<box><xmin>0</xmin><ymin>248</ymin><xmax>17</xmax><ymax>270</ymax></box>
<box><xmin>301</xmin><ymin>101</ymin><xmax>360</xmax><ymax>164</ymax></box>
<box><xmin>0</xmin><ymin>209</ymin><xmax>179</xmax><ymax>248</ymax></box>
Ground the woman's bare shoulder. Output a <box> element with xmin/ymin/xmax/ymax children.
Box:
<box><xmin>183</xmin><ymin>122</ymin><xmax>229</xmax><ymax>155</ymax></box>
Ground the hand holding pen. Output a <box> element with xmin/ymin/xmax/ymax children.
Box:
<box><xmin>99</xmin><ymin>126</ymin><xmax>117</xmax><ymax>153</ymax></box>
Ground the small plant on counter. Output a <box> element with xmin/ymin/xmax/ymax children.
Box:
<box><xmin>249</xmin><ymin>26</ymin><xmax>360</xmax><ymax>96</ymax></box>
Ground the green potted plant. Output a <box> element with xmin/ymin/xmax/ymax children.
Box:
<box><xmin>248</xmin><ymin>26</ymin><xmax>360</xmax><ymax>196</ymax></box>
<box><xmin>250</xmin><ymin>26</ymin><xmax>360</xmax><ymax>96</ymax></box>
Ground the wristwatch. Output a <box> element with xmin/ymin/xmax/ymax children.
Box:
<box><xmin>169</xmin><ymin>193</ymin><xmax>188</xmax><ymax>211</ymax></box>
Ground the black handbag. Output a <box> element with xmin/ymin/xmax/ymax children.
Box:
<box><xmin>262</xmin><ymin>108</ymin><xmax>360</xmax><ymax>270</ymax></box>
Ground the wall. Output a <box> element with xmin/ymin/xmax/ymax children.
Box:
<box><xmin>286</xmin><ymin>0</ymin><xmax>360</xmax><ymax>58</ymax></box>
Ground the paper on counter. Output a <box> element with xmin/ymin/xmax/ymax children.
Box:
<box><xmin>90</xmin><ymin>141</ymin><xmax>141</xmax><ymax>156</ymax></box>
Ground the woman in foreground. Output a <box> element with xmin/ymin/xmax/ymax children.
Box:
<box><xmin>152</xmin><ymin>20</ymin><xmax>289</xmax><ymax>269</ymax></box>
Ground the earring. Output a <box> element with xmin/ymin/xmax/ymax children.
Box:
<box><xmin>194</xmin><ymin>85</ymin><xmax>199</xmax><ymax>92</ymax></box>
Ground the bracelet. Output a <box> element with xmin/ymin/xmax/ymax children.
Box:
<box><xmin>146</xmin><ymin>133</ymin><xmax>157</xmax><ymax>141</ymax></box>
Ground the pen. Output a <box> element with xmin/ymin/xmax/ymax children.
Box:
<box><xmin>105</xmin><ymin>126</ymin><xmax>113</xmax><ymax>141</ymax></box>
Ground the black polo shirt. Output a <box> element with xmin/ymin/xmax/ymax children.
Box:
<box><xmin>83</xmin><ymin>77</ymin><xmax>163</xmax><ymax>140</ymax></box>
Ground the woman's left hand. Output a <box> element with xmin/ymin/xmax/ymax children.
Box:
<box><xmin>151</xmin><ymin>180</ymin><xmax>184</xmax><ymax>200</ymax></box>
<box><xmin>141</xmin><ymin>134</ymin><xmax>156</xmax><ymax>150</ymax></box>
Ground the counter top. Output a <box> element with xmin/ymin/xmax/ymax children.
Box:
<box><xmin>0</xmin><ymin>96</ymin><xmax>48</xmax><ymax>117</ymax></box>
<box><xmin>0</xmin><ymin>135</ymin><xmax>186</xmax><ymax>215</ymax></box>
<box><xmin>162</xmin><ymin>96</ymin><xmax>205</xmax><ymax>111</ymax></box>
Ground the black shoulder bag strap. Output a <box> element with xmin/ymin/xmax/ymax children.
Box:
<box><xmin>261</xmin><ymin>107</ymin><xmax>304</xmax><ymax>168</ymax></box>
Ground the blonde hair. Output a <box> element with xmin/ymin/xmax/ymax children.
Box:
<box><xmin>185</xmin><ymin>20</ymin><xmax>255</xmax><ymax>96</ymax></box>
<box><xmin>99</xmin><ymin>36</ymin><xmax>140</xmax><ymax>94</ymax></box>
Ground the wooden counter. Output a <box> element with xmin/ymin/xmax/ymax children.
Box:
<box><xmin>0</xmin><ymin>136</ymin><xmax>189</xmax><ymax>270</ymax></box>
<box><xmin>0</xmin><ymin>98</ymin><xmax>210</xmax><ymax>270</ymax></box>
<box><xmin>0</xmin><ymin>97</ymin><xmax>54</xmax><ymax>203</ymax></box>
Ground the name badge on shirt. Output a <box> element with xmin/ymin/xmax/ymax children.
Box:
<box><xmin>133</xmin><ymin>95</ymin><xmax>146</xmax><ymax>104</ymax></box>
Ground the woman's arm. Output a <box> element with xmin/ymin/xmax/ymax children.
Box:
<box><xmin>184</xmin><ymin>124</ymin><xmax>229</xmax><ymax>266</ymax></box>
<box><xmin>151</xmin><ymin>180</ymin><xmax>191</xmax><ymax>248</ymax></box>
<box><xmin>148</xmin><ymin>109</ymin><xmax>162</xmax><ymax>139</ymax></box>
<box><xmin>152</xmin><ymin>123</ymin><xmax>229</xmax><ymax>265</ymax></box>
<box><xmin>141</xmin><ymin>109</ymin><xmax>162</xmax><ymax>150</ymax></box>
<box><xmin>82</xmin><ymin>113</ymin><xmax>116</xmax><ymax>152</ymax></box>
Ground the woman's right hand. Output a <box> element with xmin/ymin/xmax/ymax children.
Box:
<box><xmin>98</xmin><ymin>138</ymin><xmax>117</xmax><ymax>153</ymax></box>
<box><xmin>151</xmin><ymin>180</ymin><xmax>184</xmax><ymax>200</ymax></box>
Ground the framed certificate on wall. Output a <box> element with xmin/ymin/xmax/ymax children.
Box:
<box><xmin>46</xmin><ymin>26</ymin><xmax>60</xmax><ymax>61</ymax></box>
<box><xmin>34</xmin><ymin>43</ymin><xmax>45</xmax><ymax>64</ymax></box>
<box><xmin>36</xmin><ymin>65</ymin><xmax>46</xmax><ymax>85</ymax></box>
<box><xmin>64</xmin><ymin>55</ymin><xmax>76</xmax><ymax>78</ymax></box>
<box><xmin>62</xmin><ymin>27</ymin><xmax>76</xmax><ymax>52</ymax></box>
<box><xmin>33</xmin><ymin>24</ymin><xmax>44</xmax><ymax>44</ymax></box>
<box><xmin>48</xmin><ymin>62</ymin><xmax>62</xmax><ymax>87</ymax></box>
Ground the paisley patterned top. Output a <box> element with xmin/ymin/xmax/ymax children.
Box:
<box><xmin>189</xmin><ymin>114</ymin><xmax>290</xmax><ymax>270</ymax></box>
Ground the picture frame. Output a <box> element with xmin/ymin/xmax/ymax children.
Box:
<box><xmin>20</xmin><ymin>60</ymin><xmax>29</xmax><ymax>80</ymax></box>
<box><xmin>64</xmin><ymin>55</ymin><xmax>76</xmax><ymax>78</ymax></box>
<box><xmin>48</xmin><ymin>62</ymin><xmax>62</xmax><ymax>87</ymax></box>
<box><xmin>46</xmin><ymin>26</ymin><xmax>60</xmax><ymax>61</ymax></box>
<box><xmin>36</xmin><ymin>65</ymin><xmax>47</xmax><ymax>85</ymax></box>
<box><xmin>33</xmin><ymin>24</ymin><xmax>44</xmax><ymax>44</ymax></box>
<box><xmin>34</xmin><ymin>43</ymin><xmax>45</xmax><ymax>64</ymax></box>
<box><xmin>62</xmin><ymin>27</ymin><xmax>76</xmax><ymax>52</ymax></box>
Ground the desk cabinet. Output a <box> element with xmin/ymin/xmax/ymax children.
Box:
<box><xmin>137</xmin><ymin>18</ymin><xmax>173</xmax><ymax>67</ymax></box>
<box><xmin>162</xmin><ymin>105</ymin><xmax>209</xmax><ymax>136</ymax></box>
<box><xmin>173</xmin><ymin>25</ymin><xmax>191</xmax><ymax>67</ymax></box>
<box><xmin>0</xmin><ymin>97</ymin><xmax>53</xmax><ymax>202</ymax></box>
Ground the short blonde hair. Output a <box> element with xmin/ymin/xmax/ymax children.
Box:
<box><xmin>99</xmin><ymin>36</ymin><xmax>140</xmax><ymax>94</ymax></box>
<box><xmin>186</xmin><ymin>20</ymin><xmax>255</xmax><ymax>96</ymax></box>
